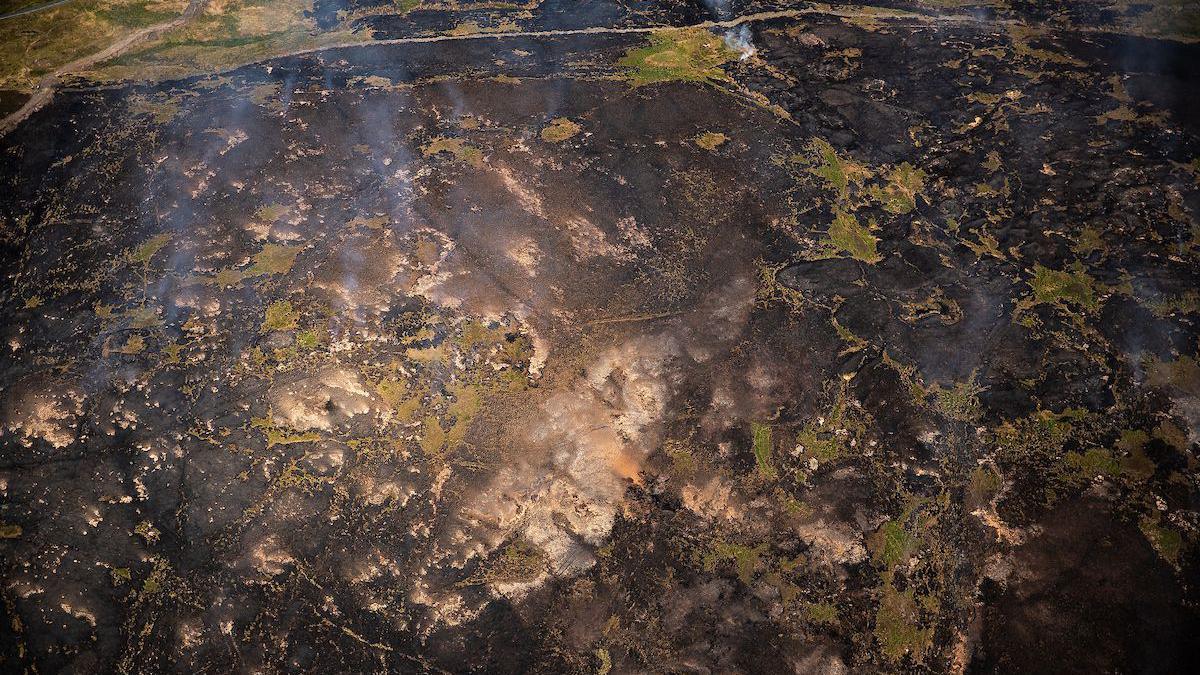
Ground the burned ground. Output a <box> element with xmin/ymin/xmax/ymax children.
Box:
<box><xmin>1</xmin><ymin>0</ymin><xmax>1199</xmax><ymax>673</ymax></box>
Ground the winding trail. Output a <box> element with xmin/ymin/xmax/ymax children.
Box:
<box><xmin>0</xmin><ymin>0</ymin><xmax>209</xmax><ymax>135</ymax></box>
<box><xmin>239</xmin><ymin>6</ymin><xmax>1001</xmax><ymax>62</ymax></box>
<box><xmin>0</xmin><ymin>4</ymin><xmax>1000</xmax><ymax>137</ymax></box>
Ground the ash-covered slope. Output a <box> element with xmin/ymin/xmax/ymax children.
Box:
<box><xmin>1</xmin><ymin>1</ymin><xmax>1199</xmax><ymax>673</ymax></box>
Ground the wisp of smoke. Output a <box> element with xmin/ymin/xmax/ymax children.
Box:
<box><xmin>723</xmin><ymin>25</ymin><xmax>756</xmax><ymax>61</ymax></box>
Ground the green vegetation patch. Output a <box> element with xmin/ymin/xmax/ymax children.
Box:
<box><xmin>251</xmin><ymin>415</ymin><xmax>320</xmax><ymax>448</ymax></box>
<box><xmin>967</xmin><ymin>465</ymin><xmax>1002</xmax><ymax>505</ymax></box>
<box><xmin>930</xmin><ymin>375</ymin><xmax>983</xmax><ymax>422</ymax></box>
<box><xmin>247</xmin><ymin>243</ymin><xmax>302</xmax><ymax>276</ymax></box>
<box><xmin>1029</xmin><ymin>262</ymin><xmax>1098</xmax><ymax>309</ymax></box>
<box><xmin>870</xmin><ymin>162</ymin><xmax>927</xmax><ymax>214</ymax></box>
<box><xmin>792</xmin><ymin>379</ymin><xmax>867</xmax><ymax>465</ymax></box>
<box><xmin>1140</xmin><ymin>516</ymin><xmax>1183</xmax><ymax>564</ymax></box>
<box><xmin>128</xmin><ymin>94</ymin><xmax>182</xmax><ymax>123</ymax></box>
<box><xmin>804</xmin><ymin>601</ymin><xmax>839</xmax><ymax>625</ymax></box>
<box><xmin>422</xmin><ymin>136</ymin><xmax>484</xmax><ymax>167</ymax></box>
<box><xmin>827</xmin><ymin>209</ymin><xmax>882</xmax><ymax>263</ymax></box>
<box><xmin>804</xmin><ymin>137</ymin><xmax>871</xmax><ymax>199</ymax></box>
<box><xmin>1063</xmin><ymin>448</ymin><xmax>1120</xmax><ymax>479</ymax></box>
<box><xmin>127</xmin><ymin>233</ymin><xmax>172</xmax><ymax>265</ymax></box>
<box><xmin>695</xmin><ymin>131</ymin><xmax>728</xmax><ymax>150</ymax></box>
<box><xmin>255</xmin><ymin>203</ymin><xmax>289</xmax><ymax>222</ymax></box>
<box><xmin>0</xmin><ymin>0</ymin><xmax>191</xmax><ymax>91</ymax></box>
<box><xmin>871</xmin><ymin>520</ymin><xmax>915</xmax><ymax>569</ymax></box>
<box><xmin>540</xmin><ymin>117</ymin><xmax>580</xmax><ymax>142</ymax></box>
<box><xmin>1115</xmin><ymin>429</ymin><xmax>1156</xmax><ymax>480</ymax></box>
<box><xmin>461</xmin><ymin>539</ymin><xmax>547</xmax><ymax>586</ymax></box>
<box><xmin>295</xmin><ymin>329</ymin><xmax>319</xmax><ymax>350</ymax></box>
<box><xmin>261</xmin><ymin>300</ymin><xmax>299</xmax><ymax>332</ymax></box>
<box><xmin>750</xmin><ymin>421</ymin><xmax>776</xmax><ymax>478</ymax></box>
<box><xmin>875</xmin><ymin>584</ymin><xmax>934</xmax><ymax>662</ymax></box>
<box><xmin>90</xmin><ymin>0</ymin><xmax>371</xmax><ymax>84</ymax></box>
<box><xmin>705</xmin><ymin>540</ymin><xmax>767</xmax><ymax>584</ymax></box>
<box><xmin>618</xmin><ymin>28</ymin><xmax>737</xmax><ymax>86</ymax></box>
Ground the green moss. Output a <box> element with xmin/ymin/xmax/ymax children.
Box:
<box><xmin>1074</xmin><ymin>226</ymin><xmax>1104</xmax><ymax>256</ymax></box>
<box><xmin>751</xmin><ymin>421</ymin><xmax>776</xmax><ymax>478</ymax></box>
<box><xmin>540</xmin><ymin>117</ymin><xmax>580</xmax><ymax>142</ymax></box>
<box><xmin>618</xmin><ymin>28</ymin><xmax>737</xmax><ymax>86</ymax></box>
<box><xmin>872</xmin><ymin>520</ymin><xmax>915</xmax><ymax>569</ymax></box>
<box><xmin>664</xmin><ymin>440</ymin><xmax>697</xmax><ymax>475</ymax></box>
<box><xmin>127</xmin><ymin>306</ymin><xmax>160</xmax><ymax>329</ymax></box>
<box><xmin>295</xmin><ymin>329</ymin><xmax>319</xmax><ymax>350</ymax></box>
<box><xmin>931</xmin><ymin>375</ymin><xmax>983</xmax><ymax>422</ymax></box>
<box><xmin>199</xmin><ymin>243</ymin><xmax>302</xmax><ymax>288</ymax></box>
<box><xmin>995</xmin><ymin>409</ymin><xmax>1090</xmax><ymax>459</ymax></box>
<box><xmin>804</xmin><ymin>601</ymin><xmax>839</xmax><ymax>625</ymax></box>
<box><xmin>967</xmin><ymin>466</ymin><xmax>1002</xmax><ymax>505</ymax></box>
<box><xmin>756</xmin><ymin>261</ymin><xmax>809</xmax><ymax>312</ymax></box>
<box><xmin>875</xmin><ymin>584</ymin><xmax>933</xmax><ymax>663</ymax></box>
<box><xmin>707</xmin><ymin>541</ymin><xmax>767</xmax><ymax>584</ymax></box>
<box><xmin>1064</xmin><ymin>448</ymin><xmax>1120</xmax><ymax>478</ymax></box>
<box><xmin>261</xmin><ymin>300</ymin><xmax>298</xmax><ymax>332</ymax></box>
<box><xmin>134</xmin><ymin>520</ymin><xmax>158</xmax><ymax>543</ymax></box>
<box><xmin>964</xmin><ymin>228</ymin><xmax>1004</xmax><ymax>260</ymax></box>
<box><xmin>1115</xmin><ymin>429</ymin><xmax>1155</xmax><ymax>480</ymax></box>
<box><xmin>793</xmin><ymin>379</ymin><xmax>866</xmax><ymax>464</ymax></box>
<box><xmin>161</xmin><ymin>342</ymin><xmax>184</xmax><ymax>365</ymax></box>
<box><xmin>445</xmin><ymin>383</ymin><xmax>481</xmax><ymax>448</ymax></box>
<box><xmin>128</xmin><ymin>233</ymin><xmax>172</xmax><ymax>265</ymax></box>
<box><xmin>251</xmin><ymin>416</ymin><xmax>320</xmax><ymax>448</ymax></box>
<box><xmin>458</xmin><ymin>538</ymin><xmax>547</xmax><ymax>587</ymax></box>
<box><xmin>1141</xmin><ymin>517</ymin><xmax>1183</xmax><ymax>564</ymax></box>
<box><xmin>275</xmin><ymin>461</ymin><xmax>321</xmax><ymax>490</ymax></box>
<box><xmin>376</xmin><ymin>377</ymin><xmax>415</xmax><ymax>410</ymax></box>
<box><xmin>870</xmin><ymin>162</ymin><xmax>926</xmax><ymax>214</ymax></box>
<box><xmin>419</xmin><ymin>416</ymin><xmax>447</xmax><ymax>458</ymax></box>
<box><xmin>695</xmin><ymin>131</ymin><xmax>728</xmax><ymax>150</ymax></box>
<box><xmin>421</xmin><ymin>136</ymin><xmax>484</xmax><ymax>167</ymax></box>
<box><xmin>488</xmin><ymin>539</ymin><xmax>545</xmax><ymax>582</ymax></box>
<box><xmin>1029</xmin><ymin>262</ymin><xmax>1098</xmax><ymax>310</ymax></box>
<box><xmin>139</xmin><ymin>558</ymin><xmax>171</xmax><ymax>596</ymax></box>
<box><xmin>794</xmin><ymin>427</ymin><xmax>840</xmax><ymax>462</ymax></box>
<box><xmin>827</xmin><ymin>209</ymin><xmax>882</xmax><ymax>263</ymax></box>
<box><xmin>111</xmin><ymin>567</ymin><xmax>132</xmax><ymax>584</ymax></box>
<box><xmin>1147</xmin><ymin>290</ymin><xmax>1200</xmax><ymax>317</ymax></box>
<box><xmin>118</xmin><ymin>334</ymin><xmax>146</xmax><ymax>354</ymax></box>
<box><xmin>1153</xmin><ymin>419</ymin><xmax>1189</xmax><ymax>450</ymax></box>
<box><xmin>595</xmin><ymin>648</ymin><xmax>612</xmax><ymax>675</ymax></box>
<box><xmin>805</xmin><ymin>137</ymin><xmax>870</xmax><ymax>199</ymax></box>
<box><xmin>831</xmin><ymin>316</ymin><xmax>868</xmax><ymax>353</ymax></box>
<box><xmin>247</xmin><ymin>243</ymin><xmax>302</xmax><ymax>276</ymax></box>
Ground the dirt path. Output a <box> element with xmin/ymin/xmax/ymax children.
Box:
<box><xmin>0</xmin><ymin>0</ymin><xmax>209</xmax><ymax>136</ymax></box>
<box><xmin>260</xmin><ymin>7</ymin><xmax>1001</xmax><ymax>61</ymax></box>
<box><xmin>0</xmin><ymin>4</ymin><xmax>1000</xmax><ymax>137</ymax></box>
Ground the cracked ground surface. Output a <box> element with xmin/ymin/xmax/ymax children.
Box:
<box><xmin>1</xmin><ymin>0</ymin><xmax>1199</xmax><ymax>672</ymax></box>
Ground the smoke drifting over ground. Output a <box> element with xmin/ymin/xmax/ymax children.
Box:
<box><xmin>1</xmin><ymin>0</ymin><xmax>1200</xmax><ymax>672</ymax></box>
